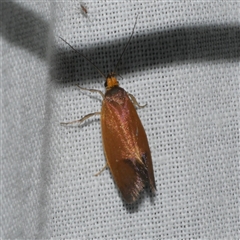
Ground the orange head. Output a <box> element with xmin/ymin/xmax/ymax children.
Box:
<box><xmin>105</xmin><ymin>73</ymin><xmax>119</xmax><ymax>91</ymax></box>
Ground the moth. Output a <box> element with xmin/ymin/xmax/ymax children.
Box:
<box><xmin>60</xmin><ymin>16</ymin><xmax>156</xmax><ymax>203</ymax></box>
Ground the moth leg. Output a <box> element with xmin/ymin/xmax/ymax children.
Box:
<box><xmin>77</xmin><ymin>85</ymin><xmax>104</xmax><ymax>99</ymax></box>
<box><xmin>95</xmin><ymin>163</ymin><xmax>108</xmax><ymax>176</ymax></box>
<box><xmin>61</xmin><ymin>112</ymin><xmax>101</xmax><ymax>125</ymax></box>
<box><xmin>128</xmin><ymin>92</ymin><xmax>147</xmax><ymax>108</ymax></box>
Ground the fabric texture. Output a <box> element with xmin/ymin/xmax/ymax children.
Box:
<box><xmin>2</xmin><ymin>1</ymin><xmax>239</xmax><ymax>239</ymax></box>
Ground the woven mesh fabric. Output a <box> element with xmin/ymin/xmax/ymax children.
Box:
<box><xmin>2</xmin><ymin>1</ymin><xmax>239</xmax><ymax>239</ymax></box>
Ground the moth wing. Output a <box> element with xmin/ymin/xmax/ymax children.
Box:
<box><xmin>101</xmin><ymin>88</ymin><xmax>155</xmax><ymax>203</ymax></box>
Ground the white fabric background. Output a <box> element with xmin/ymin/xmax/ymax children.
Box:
<box><xmin>2</xmin><ymin>1</ymin><xmax>239</xmax><ymax>239</ymax></box>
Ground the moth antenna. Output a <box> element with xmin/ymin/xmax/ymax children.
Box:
<box><xmin>59</xmin><ymin>36</ymin><xmax>107</xmax><ymax>79</ymax></box>
<box><xmin>113</xmin><ymin>15</ymin><xmax>139</xmax><ymax>74</ymax></box>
